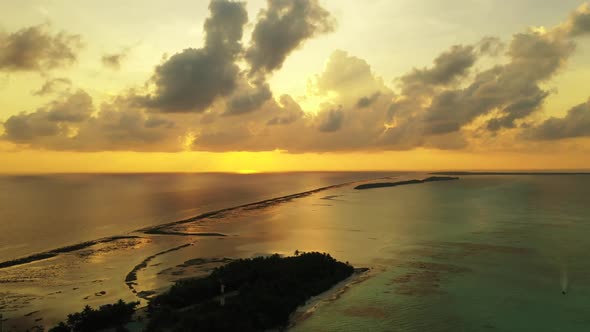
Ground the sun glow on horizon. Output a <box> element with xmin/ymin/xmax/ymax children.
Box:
<box><xmin>237</xmin><ymin>169</ymin><xmax>260</xmax><ymax>174</ymax></box>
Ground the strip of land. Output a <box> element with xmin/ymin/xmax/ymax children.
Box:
<box><xmin>140</xmin><ymin>176</ymin><xmax>390</xmax><ymax>234</ymax></box>
<box><xmin>0</xmin><ymin>236</ymin><xmax>142</xmax><ymax>269</ymax></box>
<box><xmin>143</xmin><ymin>230</ymin><xmax>227</xmax><ymax>237</ymax></box>
<box><xmin>125</xmin><ymin>243</ymin><xmax>193</xmax><ymax>293</ymax></box>
<box><xmin>432</xmin><ymin>171</ymin><xmax>590</xmax><ymax>176</ymax></box>
<box><xmin>354</xmin><ymin>176</ymin><xmax>459</xmax><ymax>190</ymax></box>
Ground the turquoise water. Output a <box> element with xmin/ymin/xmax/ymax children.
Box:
<box><xmin>291</xmin><ymin>175</ymin><xmax>590</xmax><ymax>331</ymax></box>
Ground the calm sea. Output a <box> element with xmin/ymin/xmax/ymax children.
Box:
<box><xmin>2</xmin><ymin>173</ymin><xmax>590</xmax><ymax>331</ymax></box>
<box><xmin>289</xmin><ymin>174</ymin><xmax>590</xmax><ymax>331</ymax></box>
<box><xmin>0</xmin><ymin>172</ymin><xmax>394</xmax><ymax>261</ymax></box>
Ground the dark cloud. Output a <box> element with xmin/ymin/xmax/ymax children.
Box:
<box><xmin>524</xmin><ymin>99</ymin><xmax>590</xmax><ymax>140</ymax></box>
<box><xmin>141</xmin><ymin>0</ymin><xmax>337</xmax><ymax>114</ymax></box>
<box><xmin>2</xmin><ymin>90</ymin><xmax>93</xmax><ymax>143</ymax></box>
<box><xmin>507</xmin><ymin>31</ymin><xmax>574</xmax><ymax>81</ymax></box>
<box><xmin>567</xmin><ymin>3</ymin><xmax>590</xmax><ymax>37</ymax></box>
<box><xmin>266</xmin><ymin>95</ymin><xmax>305</xmax><ymax>125</ymax></box>
<box><xmin>72</xmin><ymin>108</ymin><xmax>179</xmax><ymax>151</ymax></box>
<box><xmin>317</xmin><ymin>107</ymin><xmax>344</xmax><ymax>132</ymax></box>
<box><xmin>1</xmin><ymin>90</ymin><xmax>181</xmax><ymax>151</ymax></box>
<box><xmin>44</xmin><ymin>90</ymin><xmax>93</xmax><ymax>122</ymax></box>
<box><xmin>225</xmin><ymin>81</ymin><xmax>272</xmax><ymax>115</ymax></box>
<box><xmin>486</xmin><ymin>90</ymin><xmax>549</xmax><ymax>131</ymax></box>
<box><xmin>420</xmin><ymin>28</ymin><xmax>574</xmax><ymax>135</ymax></box>
<box><xmin>221</xmin><ymin>0</ymin><xmax>336</xmax><ymax>115</ymax></box>
<box><xmin>200</xmin><ymin>50</ymin><xmax>399</xmax><ymax>152</ymax></box>
<box><xmin>246</xmin><ymin>0</ymin><xmax>335</xmax><ymax>75</ymax></box>
<box><xmin>3</xmin><ymin>111</ymin><xmax>61</xmax><ymax>142</ymax></box>
<box><xmin>357</xmin><ymin>92</ymin><xmax>381</xmax><ymax>108</ymax></box>
<box><xmin>145</xmin><ymin>117</ymin><xmax>175</xmax><ymax>129</ymax></box>
<box><xmin>141</xmin><ymin>0</ymin><xmax>248</xmax><ymax>113</ymax></box>
<box><xmin>141</xmin><ymin>48</ymin><xmax>240</xmax><ymax>112</ymax></box>
<box><xmin>33</xmin><ymin>77</ymin><xmax>72</xmax><ymax>96</ymax></box>
<box><xmin>101</xmin><ymin>49</ymin><xmax>130</xmax><ymax>70</ymax></box>
<box><xmin>400</xmin><ymin>45</ymin><xmax>477</xmax><ymax>90</ymax></box>
<box><xmin>477</xmin><ymin>37</ymin><xmax>505</xmax><ymax>56</ymax></box>
<box><xmin>0</xmin><ymin>24</ymin><xmax>82</xmax><ymax>72</ymax></box>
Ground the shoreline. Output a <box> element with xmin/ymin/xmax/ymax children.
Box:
<box><xmin>0</xmin><ymin>236</ymin><xmax>141</xmax><ymax>269</ymax></box>
<box><xmin>286</xmin><ymin>267</ymin><xmax>375</xmax><ymax>330</ymax></box>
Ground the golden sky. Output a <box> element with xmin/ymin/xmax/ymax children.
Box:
<box><xmin>1</xmin><ymin>0</ymin><xmax>590</xmax><ymax>173</ymax></box>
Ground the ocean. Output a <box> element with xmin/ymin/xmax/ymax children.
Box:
<box><xmin>0</xmin><ymin>172</ymin><xmax>393</xmax><ymax>262</ymax></box>
<box><xmin>1</xmin><ymin>172</ymin><xmax>590</xmax><ymax>331</ymax></box>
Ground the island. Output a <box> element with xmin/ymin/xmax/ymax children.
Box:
<box><xmin>431</xmin><ymin>171</ymin><xmax>590</xmax><ymax>176</ymax></box>
<box><xmin>354</xmin><ymin>176</ymin><xmax>459</xmax><ymax>190</ymax></box>
<box><xmin>49</xmin><ymin>252</ymin><xmax>356</xmax><ymax>332</ymax></box>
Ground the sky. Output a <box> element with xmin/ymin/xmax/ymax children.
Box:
<box><xmin>1</xmin><ymin>0</ymin><xmax>590</xmax><ymax>173</ymax></box>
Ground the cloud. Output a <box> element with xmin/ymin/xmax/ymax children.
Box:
<box><xmin>2</xmin><ymin>90</ymin><xmax>93</xmax><ymax>143</ymax></box>
<box><xmin>1</xmin><ymin>90</ymin><xmax>182</xmax><ymax>151</ymax></box>
<box><xmin>4</xmin><ymin>2</ymin><xmax>590</xmax><ymax>154</ymax></box>
<box><xmin>486</xmin><ymin>91</ymin><xmax>549</xmax><ymax>131</ymax></box>
<box><xmin>140</xmin><ymin>0</ymin><xmax>337</xmax><ymax>115</ymax></box>
<box><xmin>3</xmin><ymin>111</ymin><xmax>61</xmax><ymax>143</ymax></box>
<box><xmin>225</xmin><ymin>81</ymin><xmax>272</xmax><ymax>115</ymax></box>
<box><xmin>266</xmin><ymin>95</ymin><xmax>305</xmax><ymax>125</ymax></box>
<box><xmin>400</xmin><ymin>45</ymin><xmax>478</xmax><ymax>89</ymax></box>
<box><xmin>317</xmin><ymin>106</ymin><xmax>344</xmax><ymax>132</ymax></box>
<box><xmin>1</xmin><ymin>0</ymin><xmax>340</xmax><ymax>152</ymax></box>
<box><xmin>72</xmin><ymin>107</ymin><xmax>179</xmax><ymax>152</ymax></box>
<box><xmin>524</xmin><ymin>98</ymin><xmax>590</xmax><ymax>140</ymax></box>
<box><xmin>246</xmin><ymin>0</ymin><xmax>336</xmax><ymax>76</ymax></box>
<box><xmin>33</xmin><ymin>77</ymin><xmax>72</xmax><ymax>96</ymax></box>
<box><xmin>140</xmin><ymin>0</ymin><xmax>248</xmax><ymax>113</ymax></box>
<box><xmin>477</xmin><ymin>37</ymin><xmax>505</xmax><ymax>56</ymax></box>
<box><xmin>0</xmin><ymin>24</ymin><xmax>82</xmax><ymax>72</ymax></box>
<box><xmin>357</xmin><ymin>92</ymin><xmax>381</xmax><ymax>108</ymax></box>
<box><xmin>315</xmin><ymin>50</ymin><xmax>390</xmax><ymax>107</ymax></box>
<box><xmin>420</xmin><ymin>27</ymin><xmax>575</xmax><ymax>135</ymax></box>
<box><xmin>223</xmin><ymin>0</ymin><xmax>337</xmax><ymax>115</ymax></box>
<box><xmin>190</xmin><ymin>50</ymin><xmax>398</xmax><ymax>152</ymax></box>
<box><xmin>43</xmin><ymin>90</ymin><xmax>94</xmax><ymax>122</ymax></box>
<box><xmin>566</xmin><ymin>3</ymin><xmax>590</xmax><ymax>37</ymax></box>
<box><xmin>101</xmin><ymin>49</ymin><xmax>130</xmax><ymax>70</ymax></box>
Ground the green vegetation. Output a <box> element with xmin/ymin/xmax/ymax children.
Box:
<box><xmin>48</xmin><ymin>300</ymin><xmax>138</xmax><ymax>332</ymax></box>
<box><xmin>147</xmin><ymin>252</ymin><xmax>354</xmax><ymax>331</ymax></box>
<box><xmin>48</xmin><ymin>252</ymin><xmax>353</xmax><ymax>332</ymax></box>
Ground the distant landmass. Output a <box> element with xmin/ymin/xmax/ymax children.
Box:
<box><xmin>432</xmin><ymin>171</ymin><xmax>590</xmax><ymax>176</ymax></box>
<box><xmin>354</xmin><ymin>176</ymin><xmax>459</xmax><ymax>190</ymax></box>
